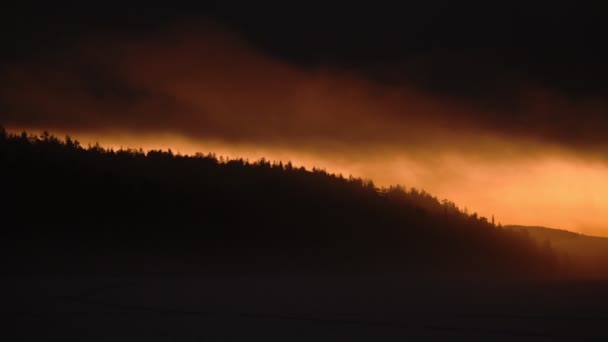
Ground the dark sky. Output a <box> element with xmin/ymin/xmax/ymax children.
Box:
<box><xmin>3</xmin><ymin>2</ymin><xmax>607</xmax><ymax>95</ymax></box>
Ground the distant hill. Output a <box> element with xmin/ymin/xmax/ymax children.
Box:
<box><xmin>508</xmin><ymin>225</ymin><xmax>583</xmax><ymax>239</ymax></box>
<box><xmin>0</xmin><ymin>126</ymin><xmax>594</xmax><ymax>279</ymax></box>
<box><xmin>505</xmin><ymin>225</ymin><xmax>608</xmax><ymax>278</ymax></box>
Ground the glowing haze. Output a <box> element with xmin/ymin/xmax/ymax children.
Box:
<box><xmin>2</xmin><ymin>23</ymin><xmax>608</xmax><ymax>236</ymax></box>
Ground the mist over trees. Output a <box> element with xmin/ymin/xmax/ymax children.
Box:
<box><xmin>0</xmin><ymin>127</ymin><xmax>570</xmax><ymax>277</ymax></box>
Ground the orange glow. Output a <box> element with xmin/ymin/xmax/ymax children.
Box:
<box><xmin>9</xmin><ymin>128</ymin><xmax>607</xmax><ymax>237</ymax></box>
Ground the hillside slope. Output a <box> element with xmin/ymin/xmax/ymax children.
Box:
<box><xmin>0</xmin><ymin>128</ymin><xmax>569</xmax><ymax>278</ymax></box>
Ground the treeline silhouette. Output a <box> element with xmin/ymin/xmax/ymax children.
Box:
<box><xmin>0</xmin><ymin>127</ymin><xmax>565</xmax><ymax>277</ymax></box>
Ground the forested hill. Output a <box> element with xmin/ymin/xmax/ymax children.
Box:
<box><xmin>507</xmin><ymin>225</ymin><xmax>608</xmax><ymax>278</ymax></box>
<box><xmin>0</xmin><ymin>128</ymin><xmax>568</xmax><ymax>278</ymax></box>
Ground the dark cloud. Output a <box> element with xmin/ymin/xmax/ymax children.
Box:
<box><xmin>3</xmin><ymin>3</ymin><xmax>607</xmax><ymax>86</ymax></box>
<box><xmin>1</xmin><ymin>21</ymin><xmax>608</xmax><ymax>161</ymax></box>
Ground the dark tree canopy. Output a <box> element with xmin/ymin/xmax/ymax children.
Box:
<box><xmin>0</xmin><ymin>127</ymin><xmax>565</xmax><ymax>278</ymax></box>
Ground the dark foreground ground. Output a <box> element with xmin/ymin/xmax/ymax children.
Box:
<box><xmin>3</xmin><ymin>274</ymin><xmax>608</xmax><ymax>341</ymax></box>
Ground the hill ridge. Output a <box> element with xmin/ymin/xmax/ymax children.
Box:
<box><xmin>1</xmin><ymin>126</ymin><xmax>601</xmax><ymax>279</ymax></box>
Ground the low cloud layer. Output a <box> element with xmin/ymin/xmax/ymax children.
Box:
<box><xmin>3</xmin><ymin>23</ymin><xmax>608</xmax><ymax>155</ymax></box>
